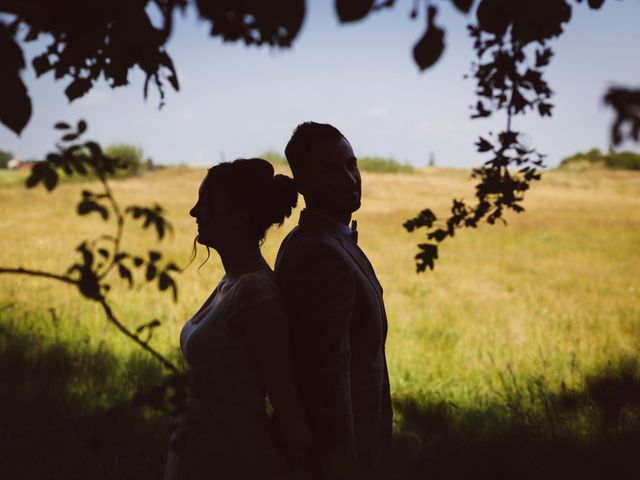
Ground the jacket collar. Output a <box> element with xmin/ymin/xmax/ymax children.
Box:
<box><xmin>298</xmin><ymin>209</ymin><xmax>353</xmax><ymax>240</ymax></box>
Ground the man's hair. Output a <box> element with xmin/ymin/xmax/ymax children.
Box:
<box><xmin>284</xmin><ymin>122</ymin><xmax>346</xmax><ymax>176</ymax></box>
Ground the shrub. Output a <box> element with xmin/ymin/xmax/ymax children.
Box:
<box><xmin>104</xmin><ymin>144</ymin><xmax>146</xmax><ymax>177</ymax></box>
<box><xmin>358</xmin><ymin>156</ymin><xmax>415</xmax><ymax>174</ymax></box>
<box><xmin>0</xmin><ymin>149</ymin><xmax>12</xmax><ymax>169</ymax></box>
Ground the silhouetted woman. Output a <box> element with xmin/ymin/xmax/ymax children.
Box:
<box><xmin>164</xmin><ymin>159</ymin><xmax>310</xmax><ymax>480</ymax></box>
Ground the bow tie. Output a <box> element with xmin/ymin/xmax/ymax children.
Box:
<box><xmin>350</xmin><ymin>220</ymin><xmax>358</xmax><ymax>244</ymax></box>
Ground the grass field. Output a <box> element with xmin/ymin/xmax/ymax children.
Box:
<box><xmin>1</xmin><ymin>165</ymin><xmax>639</xmax><ymax>478</ymax></box>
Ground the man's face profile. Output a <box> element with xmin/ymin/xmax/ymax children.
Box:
<box><xmin>299</xmin><ymin>137</ymin><xmax>362</xmax><ymax>216</ymax></box>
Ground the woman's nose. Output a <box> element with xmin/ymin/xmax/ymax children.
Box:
<box><xmin>189</xmin><ymin>206</ymin><xmax>197</xmax><ymax>218</ymax></box>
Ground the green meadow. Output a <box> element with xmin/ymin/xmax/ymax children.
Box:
<box><xmin>1</xmin><ymin>166</ymin><xmax>639</xmax><ymax>478</ymax></box>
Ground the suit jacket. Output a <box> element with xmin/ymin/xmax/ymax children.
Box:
<box><xmin>275</xmin><ymin>209</ymin><xmax>392</xmax><ymax>479</ymax></box>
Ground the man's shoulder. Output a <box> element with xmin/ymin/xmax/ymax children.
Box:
<box><xmin>283</xmin><ymin>224</ymin><xmax>346</xmax><ymax>252</ymax></box>
<box><xmin>276</xmin><ymin>226</ymin><xmax>347</xmax><ymax>270</ymax></box>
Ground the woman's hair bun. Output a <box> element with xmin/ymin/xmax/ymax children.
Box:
<box><xmin>206</xmin><ymin>157</ymin><xmax>297</xmax><ymax>244</ymax></box>
<box><xmin>269</xmin><ymin>174</ymin><xmax>298</xmax><ymax>225</ymax></box>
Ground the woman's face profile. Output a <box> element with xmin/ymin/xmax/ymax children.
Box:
<box><xmin>189</xmin><ymin>175</ymin><xmax>232</xmax><ymax>248</ymax></box>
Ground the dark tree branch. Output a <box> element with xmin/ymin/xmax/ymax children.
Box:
<box><xmin>98</xmin><ymin>298</ymin><xmax>178</xmax><ymax>373</ymax></box>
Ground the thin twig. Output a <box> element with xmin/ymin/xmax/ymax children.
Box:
<box><xmin>97</xmin><ymin>172</ymin><xmax>125</xmax><ymax>279</ymax></box>
<box><xmin>0</xmin><ymin>267</ymin><xmax>77</xmax><ymax>286</ymax></box>
<box><xmin>98</xmin><ymin>299</ymin><xmax>179</xmax><ymax>373</ymax></box>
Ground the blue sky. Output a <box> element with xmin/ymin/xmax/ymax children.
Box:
<box><xmin>1</xmin><ymin>0</ymin><xmax>639</xmax><ymax>168</ymax></box>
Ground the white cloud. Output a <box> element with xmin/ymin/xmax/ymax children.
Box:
<box><xmin>365</xmin><ymin>105</ymin><xmax>388</xmax><ymax>119</ymax></box>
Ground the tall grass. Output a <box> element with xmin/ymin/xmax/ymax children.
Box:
<box><xmin>1</xmin><ymin>166</ymin><xmax>639</xmax><ymax>478</ymax></box>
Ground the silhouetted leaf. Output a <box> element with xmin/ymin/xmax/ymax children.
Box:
<box><xmin>415</xmin><ymin>243</ymin><xmax>438</xmax><ymax>272</ymax></box>
<box><xmin>476</xmin><ymin>0</ymin><xmax>512</xmax><ymax>36</ymax></box>
<box><xmin>42</xmin><ymin>166</ymin><xmax>59</xmax><ymax>191</ymax></box>
<box><xmin>428</xmin><ymin>229</ymin><xmax>449</xmax><ymax>242</ymax></box>
<box><xmin>452</xmin><ymin>0</ymin><xmax>474</xmax><ymax>14</ymax></box>
<box><xmin>538</xmin><ymin>102</ymin><xmax>553</xmax><ymax>116</ymax></box>
<box><xmin>0</xmin><ymin>24</ymin><xmax>32</xmax><ymax>134</ymax></box>
<box><xmin>166</xmin><ymin>262</ymin><xmax>180</xmax><ymax>272</ymax></box>
<box><xmin>118</xmin><ymin>264</ymin><xmax>133</xmax><ymax>288</ymax></box>
<box><xmin>404</xmin><ymin>209</ymin><xmax>437</xmax><ymax>232</ymax></box>
<box><xmin>77</xmin><ymin>119</ymin><xmax>87</xmax><ymax>134</ymax></box>
<box><xmin>113</xmin><ymin>253</ymin><xmax>128</xmax><ymax>263</ymax></box>
<box><xmin>136</xmin><ymin>319</ymin><xmax>161</xmax><ymax>334</ymax></box>
<box><xmin>158</xmin><ymin>271</ymin><xmax>172</xmax><ymax>291</ymax></box>
<box><xmin>62</xmin><ymin>132</ymin><xmax>79</xmax><ymax>142</ymax></box>
<box><xmin>32</xmin><ymin>53</ymin><xmax>53</xmax><ymax>77</ymax></box>
<box><xmin>25</xmin><ymin>170</ymin><xmax>40</xmax><ymax>188</ymax></box>
<box><xmin>65</xmin><ymin>78</ymin><xmax>92</xmax><ymax>102</ymax></box>
<box><xmin>535</xmin><ymin>48</ymin><xmax>553</xmax><ymax>68</ymax></box>
<box><xmin>588</xmin><ymin>0</ymin><xmax>606</xmax><ymax>9</ymax></box>
<box><xmin>413</xmin><ymin>6</ymin><xmax>445</xmax><ymax>71</ymax></box>
<box><xmin>77</xmin><ymin>199</ymin><xmax>109</xmax><ymax>220</ymax></box>
<box><xmin>146</xmin><ymin>265</ymin><xmax>157</xmax><ymax>281</ymax></box>
<box><xmin>77</xmin><ymin>267</ymin><xmax>102</xmax><ymax>301</ymax></box>
<box><xmin>54</xmin><ymin>122</ymin><xmax>71</xmax><ymax>130</ymax></box>
<box><xmin>335</xmin><ymin>0</ymin><xmax>374</xmax><ymax>23</ymax></box>
<box><xmin>476</xmin><ymin>137</ymin><xmax>493</xmax><ymax>152</ymax></box>
<box><xmin>154</xmin><ymin>220</ymin><xmax>165</xmax><ymax>240</ymax></box>
<box><xmin>133</xmin><ymin>257</ymin><xmax>144</xmax><ymax>267</ymax></box>
<box><xmin>149</xmin><ymin>251</ymin><xmax>162</xmax><ymax>262</ymax></box>
<box><xmin>98</xmin><ymin>248</ymin><xmax>110</xmax><ymax>258</ymax></box>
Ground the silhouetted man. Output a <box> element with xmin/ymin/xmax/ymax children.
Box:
<box><xmin>275</xmin><ymin>122</ymin><xmax>392</xmax><ymax>479</ymax></box>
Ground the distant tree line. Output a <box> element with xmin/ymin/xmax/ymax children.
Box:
<box><xmin>0</xmin><ymin>149</ymin><xmax>12</xmax><ymax>169</ymax></box>
<box><xmin>261</xmin><ymin>150</ymin><xmax>414</xmax><ymax>174</ymax></box>
<box><xmin>0</xmin><ymin>143</ymin><xmax>155</xmax><ymax>177</ymax></box>
<box><xmin>560</xmin><ymin>148</ymin><xmax>640</xmax><ymax>170</ymax></box>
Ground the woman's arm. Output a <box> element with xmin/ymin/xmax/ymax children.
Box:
<box><xmin>234</xmin><ymin>298</ymin><xmax>312</xmax><ymax>470</ymax></box>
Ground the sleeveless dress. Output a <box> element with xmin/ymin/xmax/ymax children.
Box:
<box><xmin>164</xmin><ymin>272</ymin><xmax>286</xmax><ymax>480</ymax></box>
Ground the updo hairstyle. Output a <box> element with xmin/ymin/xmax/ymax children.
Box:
<box><xmin>206</xmin><ymin>158</ymin><xmax>298</xmax><ymax>243</ymax></box>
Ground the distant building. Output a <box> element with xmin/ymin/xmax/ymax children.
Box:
<box><xmin>7</xmin><ymin>159</ymin><xmax>37</xmax><ymax>171</ymax></box>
